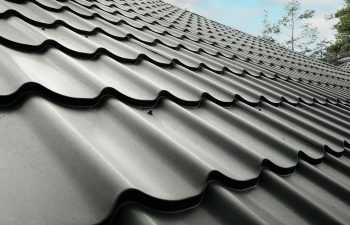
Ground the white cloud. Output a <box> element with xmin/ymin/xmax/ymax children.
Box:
<box><xmin>162</xmin><ymin>0</ymin><xmax>200</xmax><ymax>10</ymax></box>
<box><xmin>262</xmin><ymin>0</ymin><xmax>340</xmax><ymax>4</ymax></box>
<box><xmin>200</xmin><ymin>6</ymin><xmax>222</xmax><ymax>18</ymax></box>
<box><xmin>262</xmin><ymin>0</ymin><xmax>341</xmax><ymax>42</ymax></box>
<box><xmin>308</xmin><ymin>14</ymin><xmax>338</xmax><ymax>41</ymax></box>
<box><xmin>163</xmin><ymin>0</ymin><xmax>341</xmax><ymax>43</ymax></box>
<box><xmin>236</xmin><ymin>8</ymin><xmax>265</xmax><ymax>18</ymax></box>
<box><xmin>271</xmin><ymin>14</ymin><xmax>338</xmax><ymax>48</ymax></box>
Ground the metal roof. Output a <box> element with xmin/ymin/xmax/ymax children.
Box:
<box><xmin>0</xmin><ymin>0</ymin><xmax>349</xmax><ymax>224</ymax></box>
<box><xmin>339</xmin><ymin>62</ymin><xmax>350</xmax><ymax>73</ymax></box>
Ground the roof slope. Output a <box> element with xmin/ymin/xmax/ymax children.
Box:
<box><xmin>339</xmin><ymin>63</ymin><xmax>350</xmax><ymax>73</ymax></box>
<box><xmin>0</xmin><ymin>0</ymin><xmax>349</xmax><ymax>224</ymax></box>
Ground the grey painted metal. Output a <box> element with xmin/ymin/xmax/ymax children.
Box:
<box><xmin>0</xmin><ymin>0</ymin><xmax>349</xmax><ymax>224</ymax></box>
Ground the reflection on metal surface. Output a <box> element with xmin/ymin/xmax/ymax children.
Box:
<box><xmin>0</xmin><ymin>0</ymin><xmax>349</xmax><ymax>224</ymax></box>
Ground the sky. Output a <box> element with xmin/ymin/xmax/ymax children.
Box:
<box><xmin>163</xmin><ymin>0</ymin><xmax>344</xmax><ymax>42</ymax></box>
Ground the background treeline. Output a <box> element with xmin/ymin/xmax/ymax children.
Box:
<box><xmin>262</xmin><ymin>0</ymin><xmax>350</xmax><ymax>65</ymax></box>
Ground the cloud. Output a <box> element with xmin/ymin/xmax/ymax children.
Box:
<box><xmin>307</xmin><ymin>14</ymin><xmax>338</xmax><ymax>41</ymax></box>
<box><xmin>236</xmin><ymin>8</ymin><xmax>265</xmax><ymax>18</ymax></box>
<box><xmin>163</xmin><ymin>0</ymin><xmax>341</xmax><ymax>43</ymax></box>
<box><xmin>271</xmin><ymin>13</ymin><xmax>338</xmax><ymax>45</ymax></box>
<box><xmin>200</xmin><ymin>7</ymin><xmax>222</xmax><ymax>18</ymax></box>
<box><xmin>262</xmin><ymin>0</ymin><xmax>339</xmax><ymax>4</ymax></box>
<box><xmin>162</xmin><ymin>0</ymin><xmax>200</xmax><ymax>10</ymax></box>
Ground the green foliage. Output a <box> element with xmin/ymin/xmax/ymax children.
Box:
<box><xmin>262</xmin><ymin>0</ymin><xmax>319</xmax><ymax>55</ymax></box>
<box><xmin>309</xmin><ymin>39</ymin><xmax>331</xmax><ymax>59</ymax></box>
<box><xmin>324</xmin><ymin>0</ymin><xmax>350</xmax><ymax>64</ymax></box>
<box><xmin>261</xmin><ymin>9</ymin><xmax>280</xmax><ymax>41</ymax></box>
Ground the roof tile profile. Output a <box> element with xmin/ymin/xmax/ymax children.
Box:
<box><xmin>338</xmin><ymin>58</ymin><xmax>350</xmax><ymax>72</ymax></box>
<box><xmin>0</xmin><ymin>0</ymin><xmax>349</xmax><ymax>224</ymax></box>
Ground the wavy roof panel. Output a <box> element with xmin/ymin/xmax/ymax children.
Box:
<box><xmin>0</xmin><ymin>0</ymin><xmax>349</xmax><ymax>224</ymax></box>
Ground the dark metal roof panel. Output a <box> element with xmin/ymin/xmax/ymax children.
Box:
<box><xmin>115</xmin><ymin>158</ymin><xmax>350</xmax><ymax>225</ymax></box>
<box><xmin>1</xmin><ymin>44</ymin><xmax>349</xmax><ymax>106</ymax></box>
<box><xmin>1</xmin><ymin>97</ymin><xmax>349</xmax><ymax>225</ymax></box>
<box><xmin>0</xmin><ymin>0</ymin><xmax>349</xmax><ymax>224</ymax></box>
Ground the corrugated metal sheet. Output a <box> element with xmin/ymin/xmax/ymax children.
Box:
<box><xmin>339</xmin><ymin>62</ymin><xmax>350</xmax><ymax>73</ymax></box>
<box><xmin>0</xmin><ymin>0</ymin><xmax>349</xmax><ymax>224</ymax></box>
<box><xmin>115</xmin><ymin>158</ymin><xmax>350</xmax><ymax>225</ymax></box>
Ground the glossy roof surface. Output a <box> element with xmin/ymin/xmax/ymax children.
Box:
<box><xmin>0</xmin><ymin>0</ymin><xmax>350</xmax><ymax>224</ymax></box>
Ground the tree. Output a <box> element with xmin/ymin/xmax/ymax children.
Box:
<box><xmin>262</xmin><ymin>0</ymin><xmax>319</xmax><ymax>54</ymax></box>
<box><xmin>279</xmin><ymin>0</ymin><xmax>318</xmax><ymax>52</ymax></box>
<box><xmin>309</xmin><ymin>39</ymin><xmax>331</xmax><ymax>59</ymax></box>
<box><xmin>324</xmin><ymin>0</ymin><xmax>350</xmax><ymax>64</ymax></box>
<box><xmin>261</xmin><ymin>9</ymin><xmax>280</xmax><ymax>42</ymax></box>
